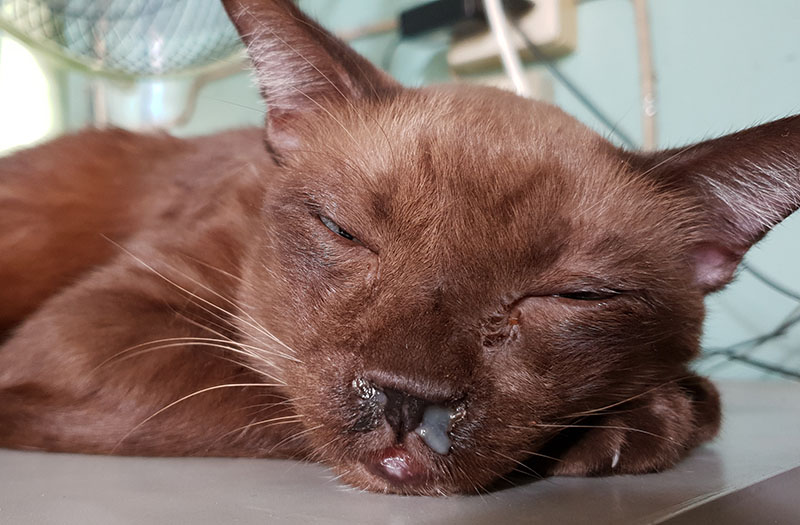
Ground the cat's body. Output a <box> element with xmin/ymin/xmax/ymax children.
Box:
<box><xmin>0</xmin><ymin>128</ymin><xmax>305</xmax><ymax>457</ymax></box>
<box><xmin>0</xmin><ymin>0</ymin><xmax>798</xmax><ymax>495</ymax></box>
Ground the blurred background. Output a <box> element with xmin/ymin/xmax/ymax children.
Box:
<box><xmin>0</xmin><ymin>0</ymin><xmax>798</xmax><ymax>380</ymax></box>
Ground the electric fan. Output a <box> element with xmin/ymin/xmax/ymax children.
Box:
<box><xmin>0</xmin><ymin>0</ymin><xmax>243</xmax><ymax>76</ymax></box>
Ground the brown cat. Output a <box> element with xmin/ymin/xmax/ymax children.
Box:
<box><xmin>0</xmin><ymin>0</ymin><xmax>798</xmax><ymax>495</ymax></box>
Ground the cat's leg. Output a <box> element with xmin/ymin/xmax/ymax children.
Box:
<box><xmin>0</xmin><ymin>249</ymin><xmax>305</xmax><ymax>459</ymax></box>
<box><xmin>543</xmin><ymin>374</ymin><xmax>721</xmax><ymax>476</ymax></box>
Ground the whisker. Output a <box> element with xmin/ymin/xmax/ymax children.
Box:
<box><xmin>216</xmin><ymin>414</ymin><xmax>303</xmax><ymax>445</ymax></box>
<box><xmin>268</xmin><ymin>424</ymin><xmax>323</xmax><ymax>454</ymax></box>
<box><xmin>554</xmin><ymin>375</ymin><xmax>694</xmax><ymax>420</ymax></box>
<box><xmin>101</xmin><ymin>235</ymin><xmax>299</xmax><ymax>360</ymax></box>
<box><xmin>494</xmin><ymin>451</ymin><xmax>548</xmax><ymax>480</ymax></box>
<box><xmin>113</xmin><ymin>382</ymin><xmax>282</xmax><ymax>452</ymax></box>
<box><xmin>214</xmin><ymin>353</ymin><xmax>286</xmax><ymax>385</ymax></box>
<box><xmin>519</xmin><ymin>450</ymin><xmax>564</xmax><ymax>464</ymax></box>
<box><xmin>239</xmin><ymin>396</ymin><xmax>309</xmax><ymax>415</ymax></box>
<box><xmin>92</xmin><ymin>338</ymin><xmax>287</xmax><ymax>380</ymax></box>
<box><xmin>171</xmin><ymin>311</ymin><xmax>297</xmax><ymax>383</ymax></box>
<box><xmin>516</xmin><ymin>423</ymin><xmax>675</xmax><ymax>443</ymax></box>
<box><xmin>473</xmin><ymin>450</ymin><xmax>516</xmax><ymax>489</ymax></box>
<box><xmin>305</xmin><ymin>437</ymin><xmax>338</xmax><ymax>465</ymax></box>
<box><xmin>453</xmin><ymin>463</ymin><xmax>490</xmax><ymax>499</ymax></box>
<box><xmin>172</xmin><ymin>309</ymin><xmax>275</xmax><ymax>356</ymax></box>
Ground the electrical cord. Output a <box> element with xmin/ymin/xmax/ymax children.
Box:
<box><xmin>703</xmin><ymin>351</ymin><xmax>800</xmax><ymax>381</ymax></box>
<box><xmin>700</xmin><ymin>305</ymin><xmax>800</xmax><ymax>381</ymax></box>
<box><xmin>704</xmin><ymin>312</ymin><xmax>800</xmax><ymax>355</ymax></box>
<box><xmin>742</xmin><ymin>262</ymin><xmax>800</xmax><ymax>302</ymax></box>
<box><xmin>631</xmin><ymin>0</ymin><xmax>657</xmax><ymax>150</ymax></box>
<box><xmin>700</xmin><ymin>264</ymin><xmax>800</xmax><ymax>380</ymax></box>
<box><xmin>483</xmin><ymin>0</ymin><xmax>533</xmax><ymax>97</ymax></box>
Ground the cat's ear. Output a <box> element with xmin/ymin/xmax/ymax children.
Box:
<box><xmin>221</xmin><ymin>0</ymin><xmax>400</xmax><ymax>160</ymax></box>
<box><xmin>634</xmin><ymin>115</ymin><xmax>800</xmax><ymax>293</ymax></box>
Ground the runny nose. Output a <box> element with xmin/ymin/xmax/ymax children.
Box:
<box><xmin>382</xmin><ymin>386</ymin><xmax>464</xmax><ymax>455</ymax></box>
<box><xmin>353</xmin><ymin>377</ymin><xmax>465</xmax><ymax>456</ymax></box>
<box><xmin>382</xmin><ymin>387</ymin><xmax>429</xmax><ymax>438</ymax></box>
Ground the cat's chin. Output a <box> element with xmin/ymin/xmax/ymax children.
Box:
<box><xmin>342</xmin><ymin>461</ymin><xmax>458</xmax><ymax>496</ymax></box>
<box><xmin>331</xmin><ymin>439</ymin><xmax>466</xmax><ymax>495</ymax></box>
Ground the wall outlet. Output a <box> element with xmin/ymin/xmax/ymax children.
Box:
<box><xmin>447</xmin><ymin>0</ymin><xmax>577</xmax><ymax>74</ymax></box>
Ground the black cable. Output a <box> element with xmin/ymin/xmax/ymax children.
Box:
<box><xmin>742</xmin><ymin>262</ymin><xmax>800</xmax><ymax>303</ymax></box>
<box><xmin>705</xmin><ymin>306</ymin><xmax>800</xmax><ymax>354</ymax></box>
<box><xmin>702</xmin><ymin>350</ymin><xmax>800</xmax><ymax>381</ymax></box>
<box><xmin>701</xmin><ymin>306</ymin><xmax>800</xmax><ymax>380</ymax></box>
<box><xmin>399</xmin><ymin>0</ymin><xmax>533</xmax><ymax>37</ymax></box>
<box><xmin>510</xmin><ymin>22</ymin><xmax>637</xmax><ymax>149</ymax></box>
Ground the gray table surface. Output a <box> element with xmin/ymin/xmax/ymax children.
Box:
<box><xmin>1</xmin><ymin>381</ymin><xmax>799</xmax><ymax>524</ymax></box>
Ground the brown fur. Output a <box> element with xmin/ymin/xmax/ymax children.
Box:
<box><xmin>0</xmin><ymin>0</ymin><xmax>798</xmax><ymax>495</ymax></box>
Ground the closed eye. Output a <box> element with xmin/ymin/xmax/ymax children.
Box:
<box><xmin>319</xmin><ymin>214</ymin><xmax>356</xmax><ymax>242</ymax></box>
<box><xmin>553</xmin><ymin>289</ymin><xmax>622</xmax><ymax>301</ymax></box>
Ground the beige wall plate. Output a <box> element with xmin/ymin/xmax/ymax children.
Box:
<box><xmin>448</xmin><ymin>0</ymin><xmax>577</xmax><ymax>74</ymax></box>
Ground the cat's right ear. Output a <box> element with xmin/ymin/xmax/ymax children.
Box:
<box><xmin>632</xmin><ymin>115</ymin><xmax>800</xmax><ymax>293</ymax></box>
<box><xmin>221</xmin><ymin>0</ymin><xmax>400</xmax><ymax>162</ymax></box>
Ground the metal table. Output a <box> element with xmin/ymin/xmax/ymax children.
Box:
<box><xmin>1</xmin><ymin>381</ymin><xmax>798</xmax><ymax>524</ymax></box>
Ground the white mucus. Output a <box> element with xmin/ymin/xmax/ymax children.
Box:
<box><xmin>414</xmin><ymin>405</ymin><xmax>455</xmax><ymax>455</ymax></box>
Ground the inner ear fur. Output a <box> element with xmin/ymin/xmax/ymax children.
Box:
<box><xmin>221</xmin><ymin>0</ymin><xmax>401</xmax><ymax>161</ymax></box>
<box><xmin>630</xmin><ymin>115</ymin><xmax>800</xmax><ymax>292</ymax></box>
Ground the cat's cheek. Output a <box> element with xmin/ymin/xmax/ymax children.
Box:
<box><xmin>496</xmin><ymin>298</ymin><xmax>640</xmax><ymax>399</ymax></box>
<box><xmin>259</xmin><ymin>234</ymin><xmax>378</xmax><ymax>344</ymax></box>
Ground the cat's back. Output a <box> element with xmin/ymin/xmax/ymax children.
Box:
<box><xmin>0</xmin><ymin>127</ymin><xmax>272</xmax><ymax>328</ymax></box>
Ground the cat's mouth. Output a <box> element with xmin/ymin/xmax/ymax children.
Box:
<box><xmin>347</xmin><ymin>395</ymin><xmax>463</xmax><ymax>492</ymax></box>
<box><xmin>353</xmin><ymin>404</ymin><xmax>461</xmax><ymax>492</ymax></box>
<box><xmin>362</xmin><ymin>445</ymin><xmax>432</xmax><ymax>489</ymax></box>
<box><xmin>352</xmin><ymin>436</ymin><xmax>470</xmax><ymax>495</ymax></box>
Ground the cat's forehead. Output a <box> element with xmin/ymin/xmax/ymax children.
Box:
<box><xmin>331</xmin><ymin>86</ymin><xmax>639</xmax><ymax>222</ymax></box>
<box><xmin>292</xmin><ymin>86</ymin><xmax>680</xmax><ymax>278</ymax></box>
<box><xmin>302</xmin><ymin>86</ymin><xmax>617</xmax><ymax>196</ymax></box>
<box><xmin>378</xmin><ymin>85</ymin><xmax>609</xmax><ymax>167</ymax></box>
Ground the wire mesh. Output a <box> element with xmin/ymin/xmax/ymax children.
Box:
<box><xmin>0</xmin><ymin>0</ymin><xmax>243</xmax><ymax>76</ymax></box>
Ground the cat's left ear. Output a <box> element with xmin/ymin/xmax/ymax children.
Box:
<box><xmin>632</xmin><ymin>115</ymin><xmax>800</xmax><ymax>293</ymax></box>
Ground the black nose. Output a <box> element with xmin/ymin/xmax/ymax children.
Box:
<box><xmin>382</xmin><ymin>387</ymin><xmax>430</xmax><ymax>438</ymax></box>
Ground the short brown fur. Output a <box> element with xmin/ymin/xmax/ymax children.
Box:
<box><xmin>1</xmin><ymin>0</ymin><xmax>798</xmax><ymax>495</ymax></box>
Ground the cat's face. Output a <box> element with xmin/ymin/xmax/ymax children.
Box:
<box><xmin>236</xmin><ymin>86</ymin><xmax>707</xmax><ymax>493</ymax></box>
<box><xmin>223</xmin><ymin>0</ymin><xmax>798</xmax><ymax>494</ymax></box>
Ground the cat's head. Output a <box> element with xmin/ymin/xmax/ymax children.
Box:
<box><xmin>222</xmin><ymin>0</ymin><xmax>800</xmax><ymax>494</ymax></box>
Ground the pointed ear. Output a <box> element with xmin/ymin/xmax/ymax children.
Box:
<box><xmin>221</xmin><ymin>0</ymin><xmax>400</xmax><ymax>159</ymax></box>
<box><xmin>633</xmin><ymin>115</ymin><xmax>800</xmax><ymax>293</ymax></box>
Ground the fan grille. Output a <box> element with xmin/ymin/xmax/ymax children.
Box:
<box><xmin>0</xmin><ymin>0</ymin><xmax>243</xmax><ymax>76</ymax></box>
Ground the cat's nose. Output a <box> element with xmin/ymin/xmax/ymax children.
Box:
<box><xmin>382</xmin><ymin>387</ymin><xmax>428</xmax><ymax>438</ymax></box>
<box><xmin>353</xmin><ymin>376</ymin><xmax>467</xmax><ymax>455</ymax></box>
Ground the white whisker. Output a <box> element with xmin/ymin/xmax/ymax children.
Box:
<box><xmin>113</xmin><ymin>382</ymin><xmax>283</xmax><ymax>452</ymax></box>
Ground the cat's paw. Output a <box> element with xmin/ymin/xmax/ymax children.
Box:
<box><xmin>548</xmin><ymin>375</ymin><xmax>720</xmax><ymax>477</ymax></box>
